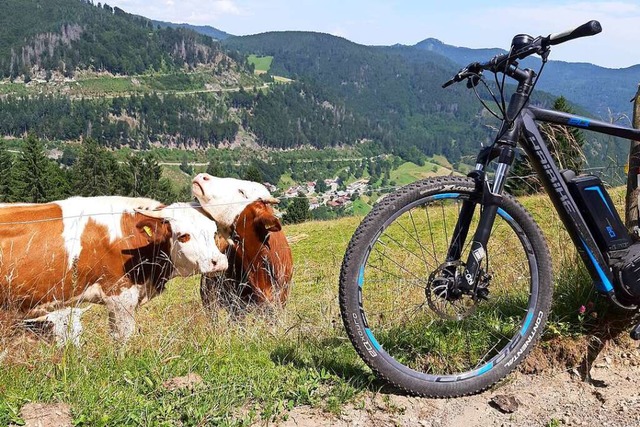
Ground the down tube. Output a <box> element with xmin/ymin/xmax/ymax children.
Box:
<box><xmin>519</xmin><ymin>110</ymin><xmax>615</xmax><ymax>294</ymax></box>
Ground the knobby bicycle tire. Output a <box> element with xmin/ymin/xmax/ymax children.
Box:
<box><xmin>339</xmin><ymin>177</ymin><xmax>553</xmax><ymax>397</ymax></box>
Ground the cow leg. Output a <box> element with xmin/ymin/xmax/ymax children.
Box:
<box><xmin>22</xmin><ymin>307</ymin><xmax>89</xmax><ymax>347</ymax></box>
<box><xmin>105</xmin><ymin>286</ymin><xmax>140</xmax><ymax>343</ymax></box>
<box><xmin>46</xmin><ymin>308</ymin><xmax>86</xmax><ymax>347</ymax></box>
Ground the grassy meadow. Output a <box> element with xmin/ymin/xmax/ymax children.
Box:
<box><xmin>0</xmin><ymin>186</ymin><xmax>629</xmax><ymax>425</ymax></box>
<box><xmin>247</xmin><ymin>55</ymin><xmax>274</xmax><ymax>74</ymax></box>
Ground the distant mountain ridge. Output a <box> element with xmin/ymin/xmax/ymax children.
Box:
<box><xmin>169</xmin><ymin>18</ymin><xmax>638</xmax><ymax>119</ymax></box>
<box><xmin>151</xmin><ymin>20</ymin><xmax>233</xmax><ymax>41</ymax></box>
<box><xmin>222</xmin><ymin>30</ymin><xmax>631</xmax><ymax>165</ymax></box>
<box><xmin>414</xmin><ymin>38</ymin><xmax>504</xmax><ymax>67</ymax></box>
<box><xmin>222</xmin><ymin>31</ymin><xmax>558</xmax><ymax>162</ymax></box>
<box><xmin>413</xmin><ymin>37</ymin><xmax>638</xmax><ymax>119</ymax></box>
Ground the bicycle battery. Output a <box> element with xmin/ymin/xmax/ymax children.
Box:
<box><xmin>566</xmin><ymin>175</ymin><xmax>631</xmax><ymax>251</ymax></box>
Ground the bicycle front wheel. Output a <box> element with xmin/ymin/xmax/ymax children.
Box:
<box><xmin>339</xmin><ymin>177</ymin><xmax>553</xmax><ymax>397</ymax></box>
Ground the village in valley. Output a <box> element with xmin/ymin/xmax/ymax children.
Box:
<box><xmin>280</xmin><ymin>177</ymin><xmax>371</xmax><ymax>210</ymax></box>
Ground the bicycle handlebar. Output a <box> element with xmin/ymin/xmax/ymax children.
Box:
<box><xmin>544</xmin><ymin>20</ymin><xmax>602</xmax><ymax>47</ymax></box>
<box><xmin>442</xmin><ymin>20</ymin><xmax>602</xmax><ymax>88</ymax></box>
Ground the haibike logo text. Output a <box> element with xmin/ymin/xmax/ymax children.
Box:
<box><xmin>505</xmin><ymin>310</ymin><xmax>544</xmax><ymax>368</ymax></box>
<box><xmin>352</xmin><ymin>313</ymin><xmax>377</xmax><ymax>357</ymax></box>
<box><xmin>531</xmin><ymin>135</ymin><xmax>576</xmax><ymax>215</ymax></box>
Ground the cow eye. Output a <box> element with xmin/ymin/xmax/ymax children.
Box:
<box><xmin>238</xmin><ymin>189</ymin><xmax>247</xmax><ymax>198</ymax></box>
<box><xmin>177</xmin><ymin>234</ymin><xmax>191</xmax><ymax>243</ymax></box>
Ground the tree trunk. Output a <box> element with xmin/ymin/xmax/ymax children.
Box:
<box><xmin>625</xmin><ymin>85</ymin><xmax>640</xmax><ymax>233</ymax></box>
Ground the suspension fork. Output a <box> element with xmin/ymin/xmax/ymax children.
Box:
<box><xmin>446</xmin><ymin>145</ymin><xmax>496</xmax><ymax>262</ymax></box>
<box><xmin>447</xmin><ymin>147</ymin><xmax>515</xmax><ymax>293</ymax></box>
<box><xmin>445</xmin><ymin>170</ymin><xmax>483</xmax><ymax>262</ymax></box>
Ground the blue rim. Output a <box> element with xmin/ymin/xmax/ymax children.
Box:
<box><xmin>358</xmin><ymin>192</ymin><xmax>538</xmax><ymax>381</ymax></box>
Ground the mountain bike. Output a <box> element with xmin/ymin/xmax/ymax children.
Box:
<box><xmin>339</xmin><ymin>20</ymin><xmax>640</xmax><ymax>397</ymax></box>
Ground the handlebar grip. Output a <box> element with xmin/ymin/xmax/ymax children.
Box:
<box><xmin>547</xmin><ymin>20</ymin><xmax>601</xmax><ymax>46</ymax></box>
<box><xmin>442</xmin><ymin>79</ymin><xmax>456</xmax><ymax>89</ymax></box>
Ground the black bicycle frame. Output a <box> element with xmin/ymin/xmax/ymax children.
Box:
<box><xmin>453</xmin><ymin>99</ymin><xmax>640</xmax><ymax>304</ymax></box>
<box><xmin>519</xmin><ymin>107</ymin><xmax>640</xmax><ymax>297</ymax></box>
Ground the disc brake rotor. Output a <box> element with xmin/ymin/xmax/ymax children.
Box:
<box><xmin>426</xmin><ymin>261</ymin><xmax>480</xmax><ymax>321</ymax></box>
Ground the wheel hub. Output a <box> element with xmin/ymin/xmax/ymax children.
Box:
<box><xmin>426</xmin><ymin>261</ymin><xmax>490</xmax><ymax>320</ymax></box>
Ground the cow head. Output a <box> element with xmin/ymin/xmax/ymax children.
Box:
<box><xmin>135</xmin><ymin>203</ymin><xmax>228</xmax><ymax>277</ymax></box>
<box><xmin>235</xmin><ymin>200</ymin><xmax>282</xmax><ymax>243</ymax></box>
<box><xmin>191</xmin><ymin>174</ymin><xmax>278</xmax><ymax>233</ymax></box>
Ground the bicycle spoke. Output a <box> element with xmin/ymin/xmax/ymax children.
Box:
<box><xmin>361</xmin><ymin>194</ymin><xmax>535</xmax><ymax>376</ymax></box>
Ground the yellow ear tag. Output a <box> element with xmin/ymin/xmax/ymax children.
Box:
<box><xmin>143</xmin><ymin>225</ymin><xmax>153</xmax><ymax>237</ymax></box>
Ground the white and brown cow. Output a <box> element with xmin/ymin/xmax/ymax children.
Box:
<box><xmin>191</xmin><ymin>174</ymin><xmax>293</xmax><ymax>310</ymax></box>
<box><xmin>191</xmin><ymin>175</ymin><xmax>274</xmax><ymax>237</ymax></box>
<box><xmin>0</xmin><ymin>196</ymin><xmax>228</xmax><ymax>344</ymax></box>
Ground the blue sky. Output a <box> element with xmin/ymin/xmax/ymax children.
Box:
<box><xmin>107</xmin><ymin>0</ymin><xmax>640</xmax><ymax>68</ymax></box>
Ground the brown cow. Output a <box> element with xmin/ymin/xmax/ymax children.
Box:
<box><xmin>192</xmin><ymin>174</ymin><xmax>293</xmax><ymax>310</ymax></box>
<box><xmin>0</xmin><ymin>196</ymin><xmax>228</xmax><ymax>344</ymax></box>
<box><xmin>201</xmin><ymin>200</ymin><xmax>293</xmax><ymax>309</ymax></box>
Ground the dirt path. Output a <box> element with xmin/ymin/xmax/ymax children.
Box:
<box><xmin>279</xmin><ymin>344</ymin><xmax>640</xmax><ymax>427</ymax></box>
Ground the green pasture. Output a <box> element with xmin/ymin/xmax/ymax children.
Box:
<box><xmin>248</xmin><ymin>55</ymin><xmax>274</xmax><ymax>74</ymax></box>
<box><xmin>390</xmin><ymin>161</ymin><xmax>455</xmax><ymax>186</ymax></box>
<box><xmin>0</xmin><ymin>187</ymin><xmax>629</xmax><ymax>425</ymax></box>
<box><xmin>0</xmin><ymin>82</ymin><xmax>28</xmax><ymax>96</ymax></box>
<box><xmin>75</xmin><ymin>76</ymin><xmax>141</xmax><ymax>94</ymax></box>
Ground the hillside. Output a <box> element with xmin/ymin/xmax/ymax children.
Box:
<box><xmin>0</xmin><ymin>0</ymin><xmax>258</xmax><ymax>154</ymax></box>
<box><xmin>0</xmin><ymin>0</ymin><xmax>228</xmax><ymax>78</ymax></box>
<box><xmin>223</xmin><ymin>32</ymin><xmax>500</xmax><ymax>162</ymax></box>
<box><xmin>223</xmin><ymin>31</ymin><xmax>627</xmax><ymax>166</ymax></box>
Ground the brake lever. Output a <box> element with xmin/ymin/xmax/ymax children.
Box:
<box><xmin>466</xmin><ymin>73</ymin><xmax>481</xmax><ymax>89</ymax></box>
<box><xmin>442</xmin><ymin>62</ymin><xmax>482</xmax><ymax>89</ymax></box>
<box><xmin>465</xmin><ymin>62</ymin><xmax>482</xmax><ymax>88</ymax></box>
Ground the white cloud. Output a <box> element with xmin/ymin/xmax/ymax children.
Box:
<box><xmin>211</xmin><ymin>0</ymin><xmax>242</xmax><ymax>15</ymax></box>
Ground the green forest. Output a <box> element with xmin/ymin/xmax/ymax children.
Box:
<box><xmin>0</xmin><ymin>92</ymin><xmax>238</xmax><ymax>149</ymax></box>
<box><xmin>0</xmin><ymin>0</ymin><xmax>232</xmax><ymax>78</ymax></box>
<box><xmin>0</xmin><ymin>135</ymin><xmax>182</xmax><ymax>203</ymax></box>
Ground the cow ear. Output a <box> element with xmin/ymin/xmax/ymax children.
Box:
<box><xmin>136</xmin><ymin>218</ymin><xmax>171</xmax><ymax>244</ymax></box>
<box><xmin>255</xmin><ymin>212</ymin><xmax>282</xmax><ymax>233</ymax></box>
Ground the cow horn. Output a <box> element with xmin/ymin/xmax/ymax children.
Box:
<box><xmin>261</xmin><ymin>196</ymin><xmax>280</xmax><ymax>204</ymax></box>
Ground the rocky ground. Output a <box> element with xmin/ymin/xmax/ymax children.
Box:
<box><xmin>280</xmin><ymin>342</ymin><xmax>640</xmax><ymax>427</ymax></box>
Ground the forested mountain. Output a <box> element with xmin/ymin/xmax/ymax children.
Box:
<box><xmin>416</xmin><ymin>38</ymin><xmax>638</xmax><ymax>119</ymax></box>
<box><xmin>0</xmin><ymin>0</ymin><xmax>230</xmax><ymax>78</ymax></box>
<box><xmin>224</xmin><ymin>32</ymin><xmax>547</xmax><ymax>162</ymax></box>
<box><xmin>223</xmin><ymin>31</ymin><xmax>632</xmax><ymax>165</ymax></box>
<box><xmin>0</xmin><ymin>1</ymin><xmax>634</xmax><ymax>168</ymax></box>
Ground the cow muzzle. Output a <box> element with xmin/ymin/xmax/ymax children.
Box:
<box><xmin>207</xmin><ymin>256</ymin><xmax>228</xmax><ymax>275</ymax></box>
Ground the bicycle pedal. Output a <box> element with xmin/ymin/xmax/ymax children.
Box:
<box><xmin>631</xmin><ymin>323</ymin><xmax>640</xmax><ymax>340</ymax></box>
